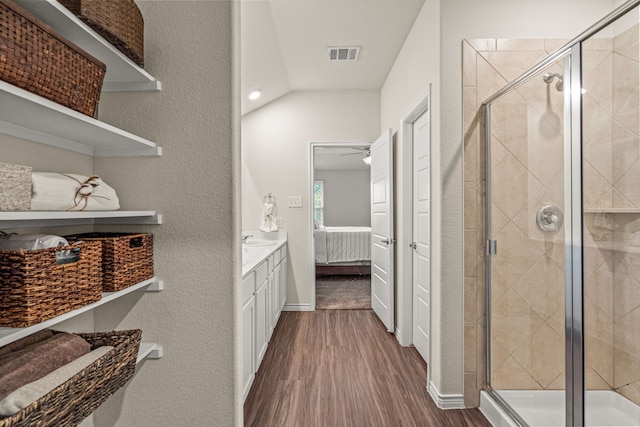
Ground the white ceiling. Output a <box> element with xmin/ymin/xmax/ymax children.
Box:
<box><xmin>240</xmin><ymin>0</ymin><xmax>426</xmax><ymax>115</ymax></box>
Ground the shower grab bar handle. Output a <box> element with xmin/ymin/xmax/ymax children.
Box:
<box><xmin>486</xmin><ymin>239</ymin><xmax>497</xmax><ymax>256</ymax></box>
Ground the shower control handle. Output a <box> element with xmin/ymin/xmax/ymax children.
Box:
<box><xmin>536</xmin><ymin>205</ymin><xmax>564</xmax><ymax>232</ymax></box>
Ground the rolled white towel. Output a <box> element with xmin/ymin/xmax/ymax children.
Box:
<box><xmin>31</xmin><ymin>173</ymin><xmax>120</xmax><ymax>211</ymax></box>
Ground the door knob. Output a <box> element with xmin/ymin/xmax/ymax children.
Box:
<box><xmin>410</xmin><ymin>242</ymin><xmax>417</xmax><ymax>250</ymax></box>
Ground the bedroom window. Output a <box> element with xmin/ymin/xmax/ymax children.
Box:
<box><xmin>314</xmin><ymin>180</ymin><xmax>324</xmax><ymax>225</ymax></box>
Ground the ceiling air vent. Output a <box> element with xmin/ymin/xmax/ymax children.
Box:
<box><xmin>328</xmin><ymin>46</ymin><xmax>360</xmax><ymax>62</ymax></box>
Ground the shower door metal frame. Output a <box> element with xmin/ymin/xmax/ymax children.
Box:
<box><xmin>564</xmin><ymin>44</ymin><xmax>584</xmax><ymax>427</ymax></box>
<box><xmin>482</xmin><ymin>49</ymin><xmax>576</xmax><ymax>427</ymax></box>
<box><xmin>481</xmin><ymin>1</ymin><xmax>640</xmax><ymax>425</ymax></box>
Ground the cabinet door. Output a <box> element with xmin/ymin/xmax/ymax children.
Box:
<box><xmin>255</xmin><ymin>277</ymin><xmax>269</xmax><ymax>367</ymax></box>
<box><xmin>272</xmin><ymin>263</ymin><xmax>281</xmax><ymax>330</ymax></box>
<box><xmin>280</xmin><ymin>258</ymin><xmax>287</xmax><ymax>310</ymax></box>
<box><xmin>267</xmin><ymin>270</ymin><xmax>275</xmax><ymax>340</ymax></box>
<box><xmin>242</xmin><ymin>295</ymin><xmax>255</xmax><ymax>401</ymax></box>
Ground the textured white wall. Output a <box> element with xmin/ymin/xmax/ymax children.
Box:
<box><xmin>380</xmin><ymin>0</ymin><xmax>442</xmax><ymax>387</ymax></box>
<box><xmin>382</xmin><ymin>0</ymin><xmax>616</xmax><ymax>399</ymax></box>
<box><xmin>314</xmin><ymin>169</ymin><xmax>371</xmax><ymax>227</ymax></box>
<box><xmin>1</xmin><ymin>136</ymin><xmax>93</xmax><ymax>176</ymax></box>
<box><xmin>91</xmin><ymin>1</ymin><xmax>239</xmax><ymax>426</ymax></box>
<box><xmin>242</xmin><ymin>90</ymin><xmax>380</xmax><ymax>307</ymax></box>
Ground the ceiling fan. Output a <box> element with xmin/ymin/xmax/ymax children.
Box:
<box><xmin>340</xmin><ymin>147</ymin><xmax>371</xmax><ymax>165</ymax></box>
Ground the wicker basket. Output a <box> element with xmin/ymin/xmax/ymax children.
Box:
<box><xmin>58</xmin><ymin>0</ymin><xmax>144</xmax><ymax>67</ymax></box>
<box><xmin>0</xmin><ymin>163</ymin><xmax>31</xmax><ymax>211</ymax></box>
<box><xmin>0</xmin><ymin>0</ymin><xmax>106</xmax><ymax>117</ymax></box>
<box><xmin>0</xmin><ymin>329</ymin><xmax>142</xmax><ymax>427</ymax></box>
<box><xmin>65</xmin><ymin>233</ymin><xmax>153</xmax><ymax>292</ymax></box>
<box><xmin>0</xmin><ymin>241</ymin><xmax>103</xmax><ymax>327</ymax></box>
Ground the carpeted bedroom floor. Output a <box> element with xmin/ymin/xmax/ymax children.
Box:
<box><xmin>315</xmin><ymin>275</ymin><xmax>371</xmax><ymax>310</ymax></box>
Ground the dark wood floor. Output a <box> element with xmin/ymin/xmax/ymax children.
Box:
<box><xmin>244</xmin><ymin>310</ymin><xmax>491</xmax><ymax>427</ymax></box>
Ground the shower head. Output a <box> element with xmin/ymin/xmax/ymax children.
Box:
<box><xmin>543</xmin><ymin>72</ymin><xmax>563</xmax><ymax>92</ymax></box>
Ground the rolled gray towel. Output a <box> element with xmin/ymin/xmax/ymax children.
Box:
<box><xmin>0</xmin><ymin>333</ymin><xmax>91</xmax><ymax>401</ymax></box>
<box><xmin>0</xmin><ymin>330</ymin><xmax>54</xmax><ymax>357</ymax></box>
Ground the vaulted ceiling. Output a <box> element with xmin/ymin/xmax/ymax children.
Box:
<box><xmin>240</xmin><ymin>0</ymin><xmax>426</xmax><ymax>116</ymax></box>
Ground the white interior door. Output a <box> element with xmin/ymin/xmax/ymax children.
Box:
<box><xmin>370</xmin><ymin>129</ymin><xmax>394</xmax><ymax>332</ymax></box>
<box><xmin>412</xmin><ymin>110</ymin><xmax>430</xmax><ymax>363</ymax></box>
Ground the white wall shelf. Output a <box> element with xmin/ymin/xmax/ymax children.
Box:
<box><xmin>0</xmin><ymin>5</ymin><xmax>165</xmax><ymax>417</ymax></box>
<box><xmin>14</xmin><ymin>0</ymin><xmax>162</xmax><ymax>93</ymax></box>
<box><xmin>0</xmin><ymin>278</ymin><xmax>161</xmax><ymax>348</ymax></box>
<box><xmin>0</xmin><ymin>211</ymin><xmax>162</xmax><ymax>229</ymax></box>
<box><xmin>0</xmin><ymin>81</ymin><xmax>161</xmax><ymax>157</ymax></box>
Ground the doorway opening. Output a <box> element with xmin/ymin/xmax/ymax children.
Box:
<box><xmin>310</xmin><ymin>143</ymin><xmax>372</xmax><ymax>310</ymax></box>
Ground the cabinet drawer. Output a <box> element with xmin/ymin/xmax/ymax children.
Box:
<box><xmin>255</xmin><ymin>260</ymin><xmax>268</xmax><ymax>286</ymax></box>
<box><xmin>242</xmin><ymin>272</ymin><xmax>255</xmax><ymax>305</ymax></box>
<box><xmin>280</xmin><ymin>245</ymin><xmax>287</xmax><ymax>260</ymax></box>
<box><xmin>272</xmin><ymin>248</ymin><xmax>281</xmax><ymax>265</ymax></box>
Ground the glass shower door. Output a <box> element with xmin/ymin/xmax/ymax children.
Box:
<box><xmin>582</xmin><ymin>6</ymin><xmax>640</xmax><ymax>426</ymax></box>
<box><xmin>483</xmin><ymin>4</ymin><xmax>640</xmax><ymax>425</ymax></box>
<box><xmin>486</xmin><ymin>56</ymin><xmax>569</xmax><ymax>426</ymax></box>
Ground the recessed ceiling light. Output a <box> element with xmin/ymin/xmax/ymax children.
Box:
<box><xmin>248</xmin><ymin>89</ymin><xmax>262</xmax><ymax>100</ymax></box>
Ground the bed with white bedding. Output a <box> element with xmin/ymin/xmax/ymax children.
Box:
<box><xmin>314</xmin><ymin>226</ymin><xmax>371</xmax><ymax>265</ymax></box>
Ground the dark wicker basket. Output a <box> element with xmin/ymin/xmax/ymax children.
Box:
<box><xmin>0</xmin><ymin>241</ymin><xmax>103</xmax><ymax>328</ymax></box>
<box><xmin>65</xmin><ymin>233</ymin><xmax>154</xmax><ymax>292</ymax></box>
<box><xmin>58</xmin><ymin>0</ymin><xmax>144</xmax><ymax>67</ymax></box>
<box><xmin>0</xmin><ymin>329</ymin><xmax>142</xmax><ymax>427</ymax></box>
<box><xmin>0</xmin><ymin>0</ymin><xmax>106</xmax><ymax>117</ymax></box>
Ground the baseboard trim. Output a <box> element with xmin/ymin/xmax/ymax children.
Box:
<box><xmin>394</xmin><ymin>326</ymin><xmax>405</xmax><ymax>346</ymax></box>
<box><xmin>283</xmin><ymin>303</ymin><xmax>313</xmax><ymax>312</ymax></box>
<box><xmin>393</xmin><ymin>326</ymin><xmax>414</xmax><ymax>347</ymax></box>
<box><xmin>428</xmin><ymin>381</ymin><xmax>465</xmax><ymax>410</ymax></box>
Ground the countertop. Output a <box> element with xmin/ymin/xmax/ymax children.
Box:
<box><xmin>242</xmin><ymin>230</ymin><xmax>287</xmax><ymax>277</ymax></box>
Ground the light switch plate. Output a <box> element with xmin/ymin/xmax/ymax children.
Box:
<box><xmin>288</xmin><ymin>196</ymin><xmax>303</xmax><ymax>208</ymax></box>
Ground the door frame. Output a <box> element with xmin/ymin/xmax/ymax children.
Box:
<box><xmin>308</xmin><ymin>141</ymin><xmax>373</xmax><ymax>310</ymax></box>
<box><xmin>397</xmin><ymin>89</ymin><xmax>431</xmax><ymax>355</ymax></box>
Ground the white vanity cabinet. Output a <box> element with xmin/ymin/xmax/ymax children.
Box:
<box><xmin>242</xmin><ymin>237</ymin><xmax>287</xmax><ymax>401</ymax></box>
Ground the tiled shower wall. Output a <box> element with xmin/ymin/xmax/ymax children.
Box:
<box><xmin>463</xmin><ymin>27</ymin><xmax>640</xmax><ymax>407</ymax></box>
